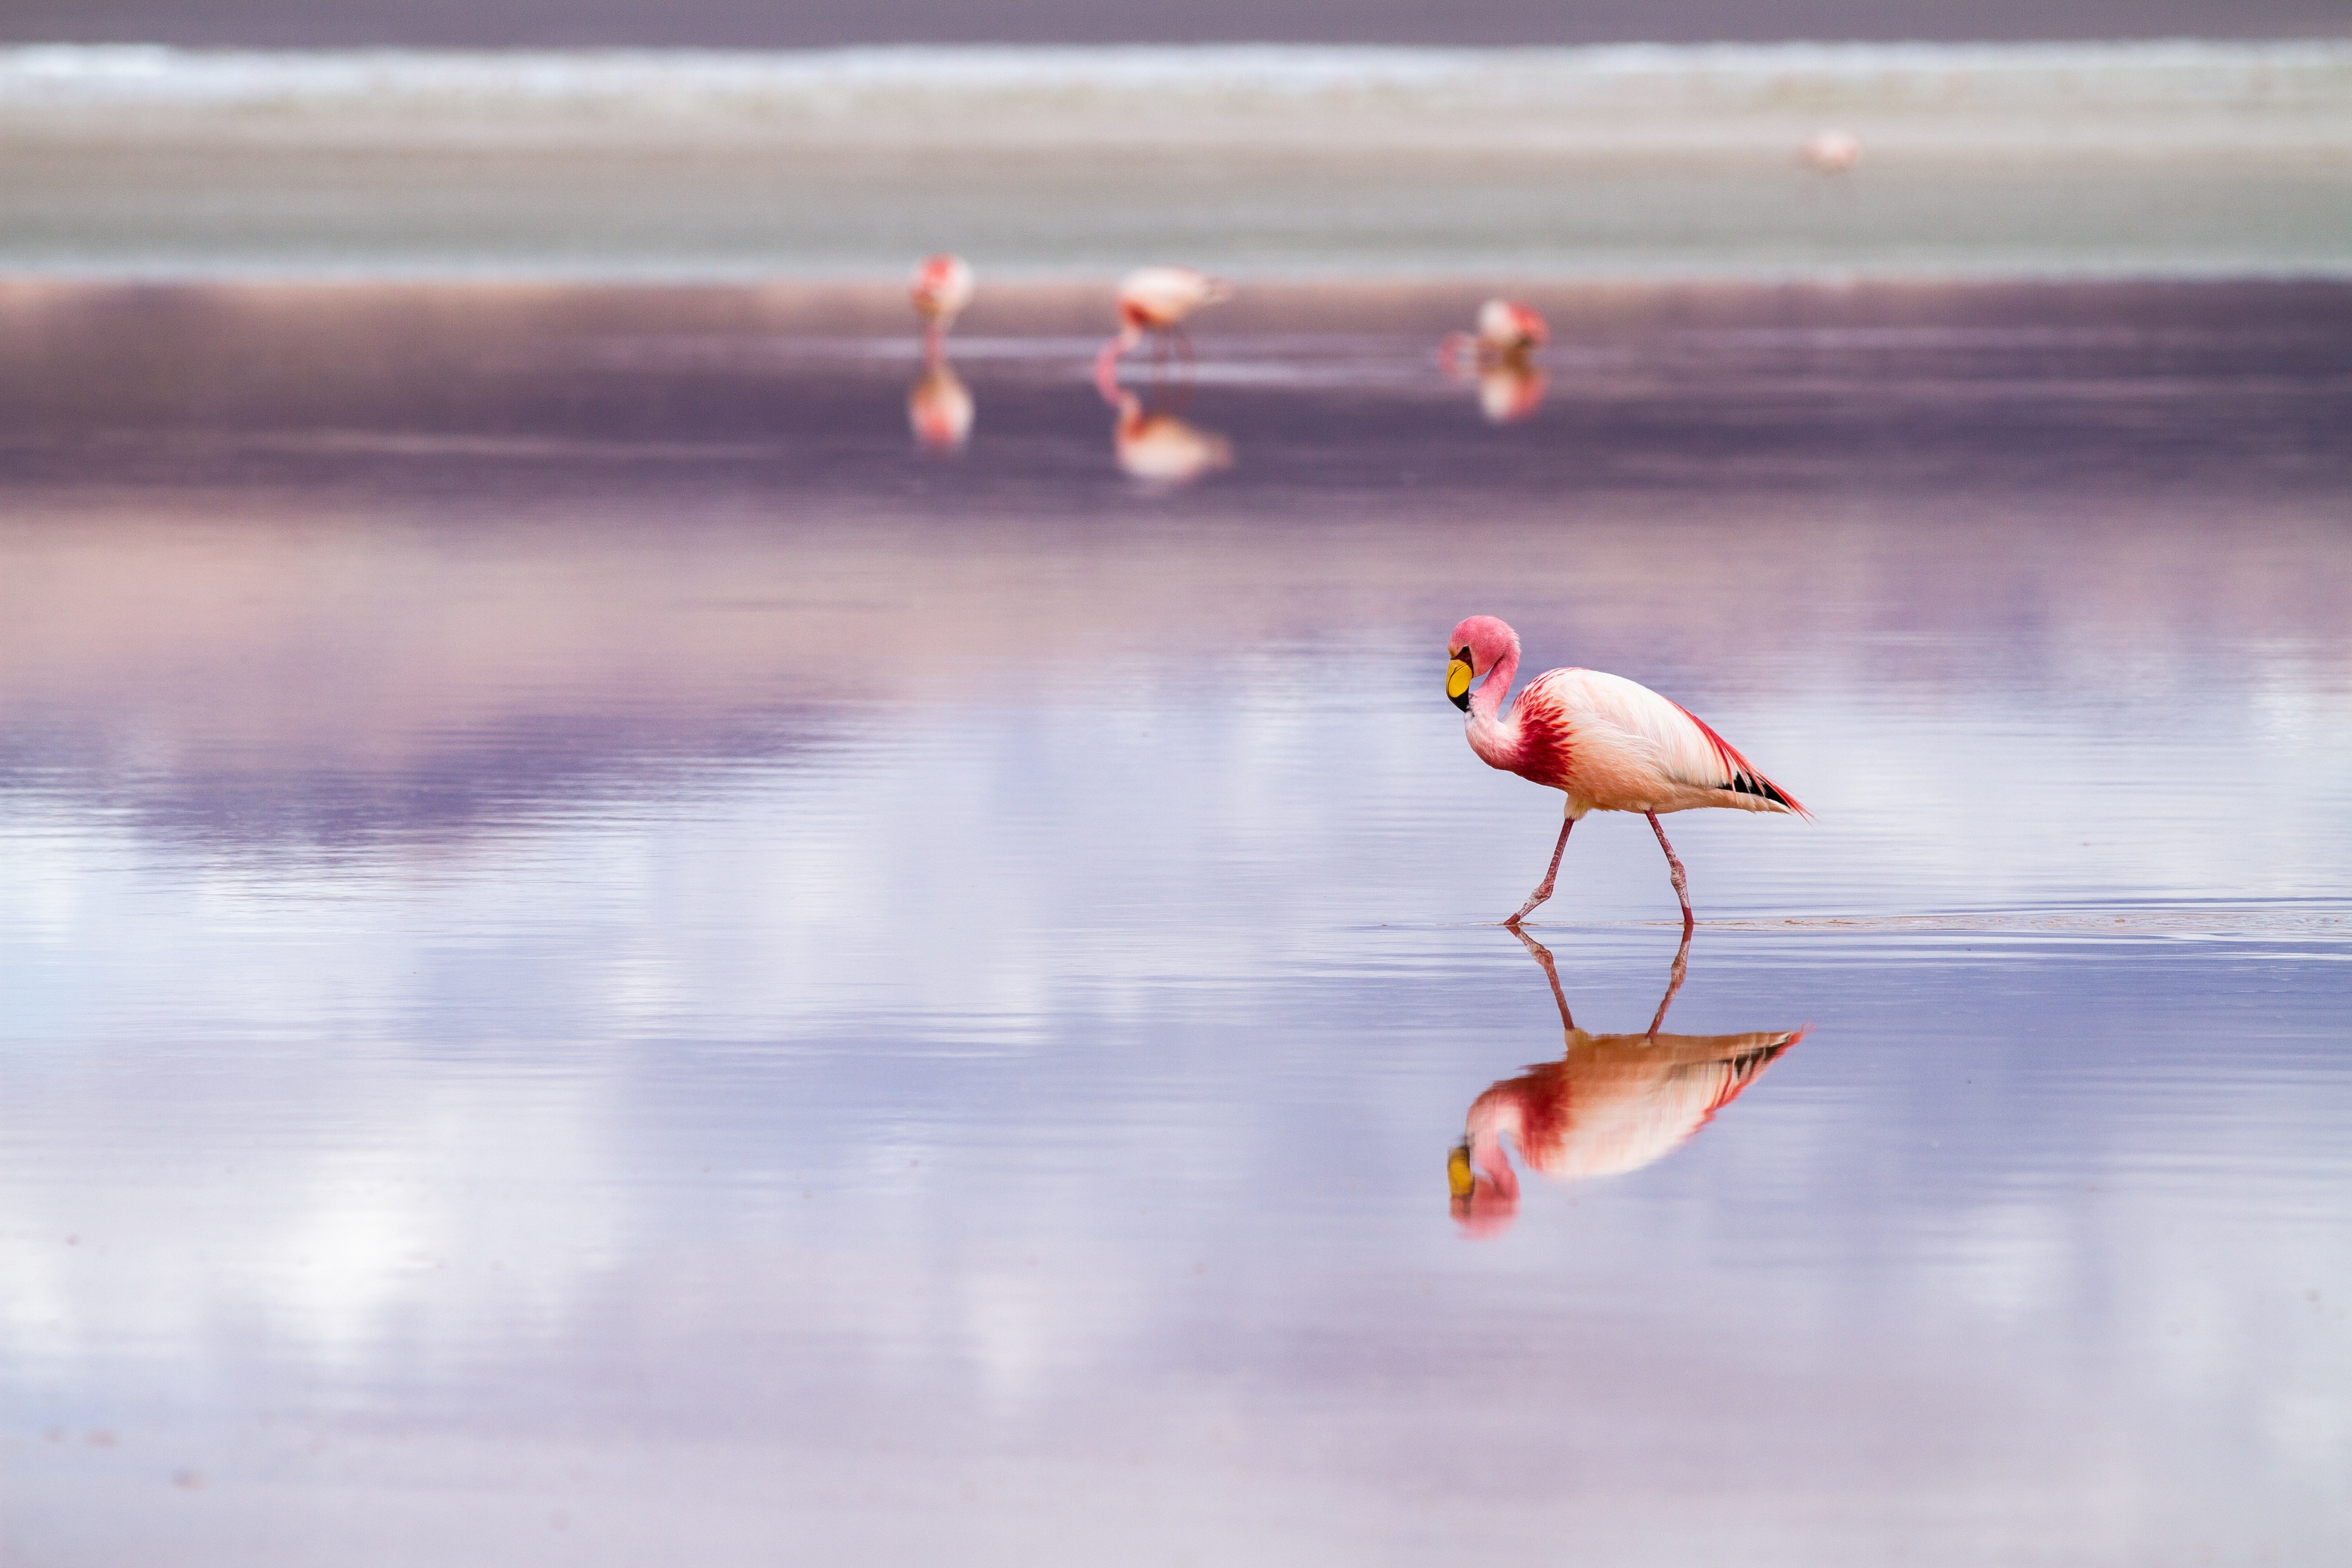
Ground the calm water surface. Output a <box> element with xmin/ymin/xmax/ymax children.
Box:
<box><xmin>3</xmin><ymin>283</ymin><xmax>2349</xmax><ymax>1564</ymax></box>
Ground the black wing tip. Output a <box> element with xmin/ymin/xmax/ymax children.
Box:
<box><xmin>1722</xmin><ymin>773</ymin><xmax>1811</xmax><ymax>817</ymax></box>
<box><xmin>1724</xmin><ymin>774</ymin><xmax>1790</xmax><ymax>805</ymax></box>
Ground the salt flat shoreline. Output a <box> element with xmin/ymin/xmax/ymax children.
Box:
<box><xmin>5</xmin><ymin>42</ymin><xmax>2349</xmax><ymax>280</ymax></box>
<box><xmin>7</xmin><ymin>43</ymin><xmax>2350</xmax><ymax>145</ymax></box>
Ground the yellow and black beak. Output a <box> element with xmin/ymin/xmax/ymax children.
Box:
<box><xmin>1446</xmin><ymin>647</ymin><xmax>1475</xmax><ymax>711</ymax></box>
<box><xmin>1447</xmin><ymin>1140</ymin><xmax>1476</xmax><ymax>1199</ymax></box>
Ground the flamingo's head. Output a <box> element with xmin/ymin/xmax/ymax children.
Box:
<box><xmin>910</xmin><ymin>254</ymin><xmax>974</xmax><ymax>323</ymax></box>
<box><xmin>1445</xmin><ymin>614</ymin><xmax>1519</xmax><ymax>710</ymax></box>
<box><xmin>1448</xmin><ymin>1135</ymin><xmax>1522</xmax><ymax>1238</ymax></box>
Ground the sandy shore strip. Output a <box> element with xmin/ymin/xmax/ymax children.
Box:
<box><xmin>4</xmin><ymin>43</ymin><xmax>2349</xmax><ymax>279</ymax></box>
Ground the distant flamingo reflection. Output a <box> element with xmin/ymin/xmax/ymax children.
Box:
<box><xmin>1109</xmin><ymin>386</ymin><xmax>1231</xmax><ymax>487</ymax></box>
<box><xmin>907</xmin><ymin>360</ymin><xmax>974</xmax><ymax>453</ymax></box>
<box><xmin>1470</xmin><ymin>361</ymin><xmax>1547</xmax><ymax>424</ymax></box>
<box><xmin>1449</xmin><ymin>931</ymin><xmax>1803</xmax><ymax>1237</ymax></box>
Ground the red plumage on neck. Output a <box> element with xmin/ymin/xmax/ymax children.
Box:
<box><xmin>1455</xmin><ymin>622</ymin><xmax>1578</xmax><ymax>792</ymax></box>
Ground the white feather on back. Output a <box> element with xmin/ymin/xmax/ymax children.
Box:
<box><xmin>1117</xmin><ymin>266</ymin><xmax>1230</xmax><ymax>326</ymax></box>
<box><xmin>1523</xmin><ymin>667</ymin><xmax>1740</xmax><ymax>791</ymax></box>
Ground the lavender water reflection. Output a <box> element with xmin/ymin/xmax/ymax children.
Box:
<box><xmin>3</xmin><ymin>280</ymin><xmax>2350</xmax><ymax>1567</ymax></box>
<box><xmin>1450</xmin><ymin>932</ymin><xmax>1801</xmax><ymax>1237</ymax></box>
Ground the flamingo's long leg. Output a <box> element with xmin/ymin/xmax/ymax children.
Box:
<box><xmin>1504</xmin><ymin>817</ymin><xmax>1574</xmax><ymax>928</ymax></box>
<box><xmin>1093</xmin><ymin>337</ymin><xmax>1128</xmax><ymax>404</ymax></box>
<box><xmin>1646</xmin><ymin>810</ymin><xmax>1694</xmax><ymax>937</ymax></box>
<box><xmin>1645</xmin><ymin>926</ymin><xmax>1692</xmax><ymax>1039</ymax></box>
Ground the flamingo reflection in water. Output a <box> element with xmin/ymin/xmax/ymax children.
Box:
<box><xmin>908</xmin><ymin>362</ymin><xmax>974</xmax><ymax>453</ymax></box>
<box><xmin>1449</xmin><ymin>931</ymin><xmax>1803</xmax><ymax>1237</ymax></box>
<box><xmin>1108</xmin><ymin>386</ymin><xmax>1231</xmax><ymax>487</ymax></box>
<box><xmin>1470</xmin><ymin>361</ymin><xmax>1547</xmax><ymax>425</ymax></box>
<box><xmin>1441</xmin><ymin>299</ymin><xmax>1549</xmax><ymax>425</ymax></box>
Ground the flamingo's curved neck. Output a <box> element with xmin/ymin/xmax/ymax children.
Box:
<box><xmin>1465</xmin><ymin>637</ymin><xmax>1523</xmax><ymax>766</ymax></box>
<box><xmin>1464</xmin><ymin>1097</ymin><xmax>1524</xmax><ymax>1202</ymax></box>
<box><xmin>1474</xmin><ymin>639</ymin><xmax>1518</xmax><ymax>719</ymax></box>
<box><xmin>1466</xmin><ymin>1127</ymin><xmax>1521</xmax><ymax>1203</ymax></box>
<box><xmin>1093</xmin><ymin>326</ymin><xmax>1143</xmax><ymax>405</ymax></box>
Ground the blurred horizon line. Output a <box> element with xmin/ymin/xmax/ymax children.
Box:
<box><xmin>5</xmin><ymin>39</ymin><xmax>2347</xmax><ymax>284</ymax></box>
<box><xmin>11</xmin><ymin>36</ymin><xmax>2352</xmax><ymax>67</ymax></box>
<box><xmin>7</xmin><ymin>0</ymin><xmax>2347</xmax><ymax>51</ymax></box>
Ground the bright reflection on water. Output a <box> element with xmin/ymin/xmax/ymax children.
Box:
<box><xmin>2</xmin><ymin>283</ymin><xmax>2349</xmax><ymax>1565</ymax></box>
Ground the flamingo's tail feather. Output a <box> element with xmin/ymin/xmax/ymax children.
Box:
<box><xmin>1724</xmin><ymin>771</ymin><xmax>1805</xmax><ymax>815</ymax></box>
<box><xmin>1675</xmin><ymin>702</ymin><xmax>1811</xmax><ymax>819</ymax></box>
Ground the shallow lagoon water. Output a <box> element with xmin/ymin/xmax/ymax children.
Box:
<box><xmin>2</xmin><ymin>282</ymin><xmax>2349</xmax><ymax>1564</ymax></box>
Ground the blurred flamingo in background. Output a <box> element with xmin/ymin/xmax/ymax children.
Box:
<box><xmin>1800</xmin><ymin>128</ymin><xmax>1862</xmax><ymax>175</ymax></box>
<box><xmin>1449</xmin><ymin>930</ymin><xmax>1803</xmax><ymax>1236</ymax></box>
<box><xmin>1447</xmin><ymin>615</ymin><xmax>1806</xmax><ymax>931</ymax></box>
<box><xmin>1442</xmin><ymin>299</ymin><xmax>1551</xmax><ymax>423</ymax></box>
<box><xmin>1441</xmin><ymin>298</ymin><xmax>1548</xmax><ymax>371</ymax></box>
<box><xmin>909</xmin><ymin>253</ymin><xmax>974</xmax><ymax>362</ymax></box>
<box><xmin>1093</xmin><ymin>266</ymin><xmax>1233</xmax><ymax>398</ymax></box>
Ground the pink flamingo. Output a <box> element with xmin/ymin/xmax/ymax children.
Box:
<box><xmin>1441</xmin><ymin>300</ymin><xmax>1550</xmax><ymax>423</ymax></box>
<box><xmin>1447</xmin><ymin>614</ymin><xmax>1806</xmax><ymax>931</ymax></box>
<box><xmin>1449</xmin><ymin>930</ymin><xmax>1802</xmax><ymax>1236</ymax></box>
<box><xmin>1799</xmin><ymin>128</ymin><xmax>1862</xmax><ymax>176</ymax></box>
<box><xmin>1093</xmin><ymin>266</ymin><xmax>1233</xmax><ymax>400</ymax></box>
<box><xmin>909</xmin><ymin>254</ymin><xmax>975</xmax><ymax>363</ymax></box>
<box><xmin>1441</xmin><ymin>298</ymin><xmax>1549</xmax><ymax>372</ymax></box>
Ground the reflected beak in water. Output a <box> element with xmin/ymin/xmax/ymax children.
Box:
<box><xmin>1447</xmin><ymin>648</ymin><xmax>1475</xmax><ymax>711</ymax></box>
<box><xmin>1447</xmin><ymin>1140</ymin><xmax>1476</xmax><ymax>1199</ymax></box>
